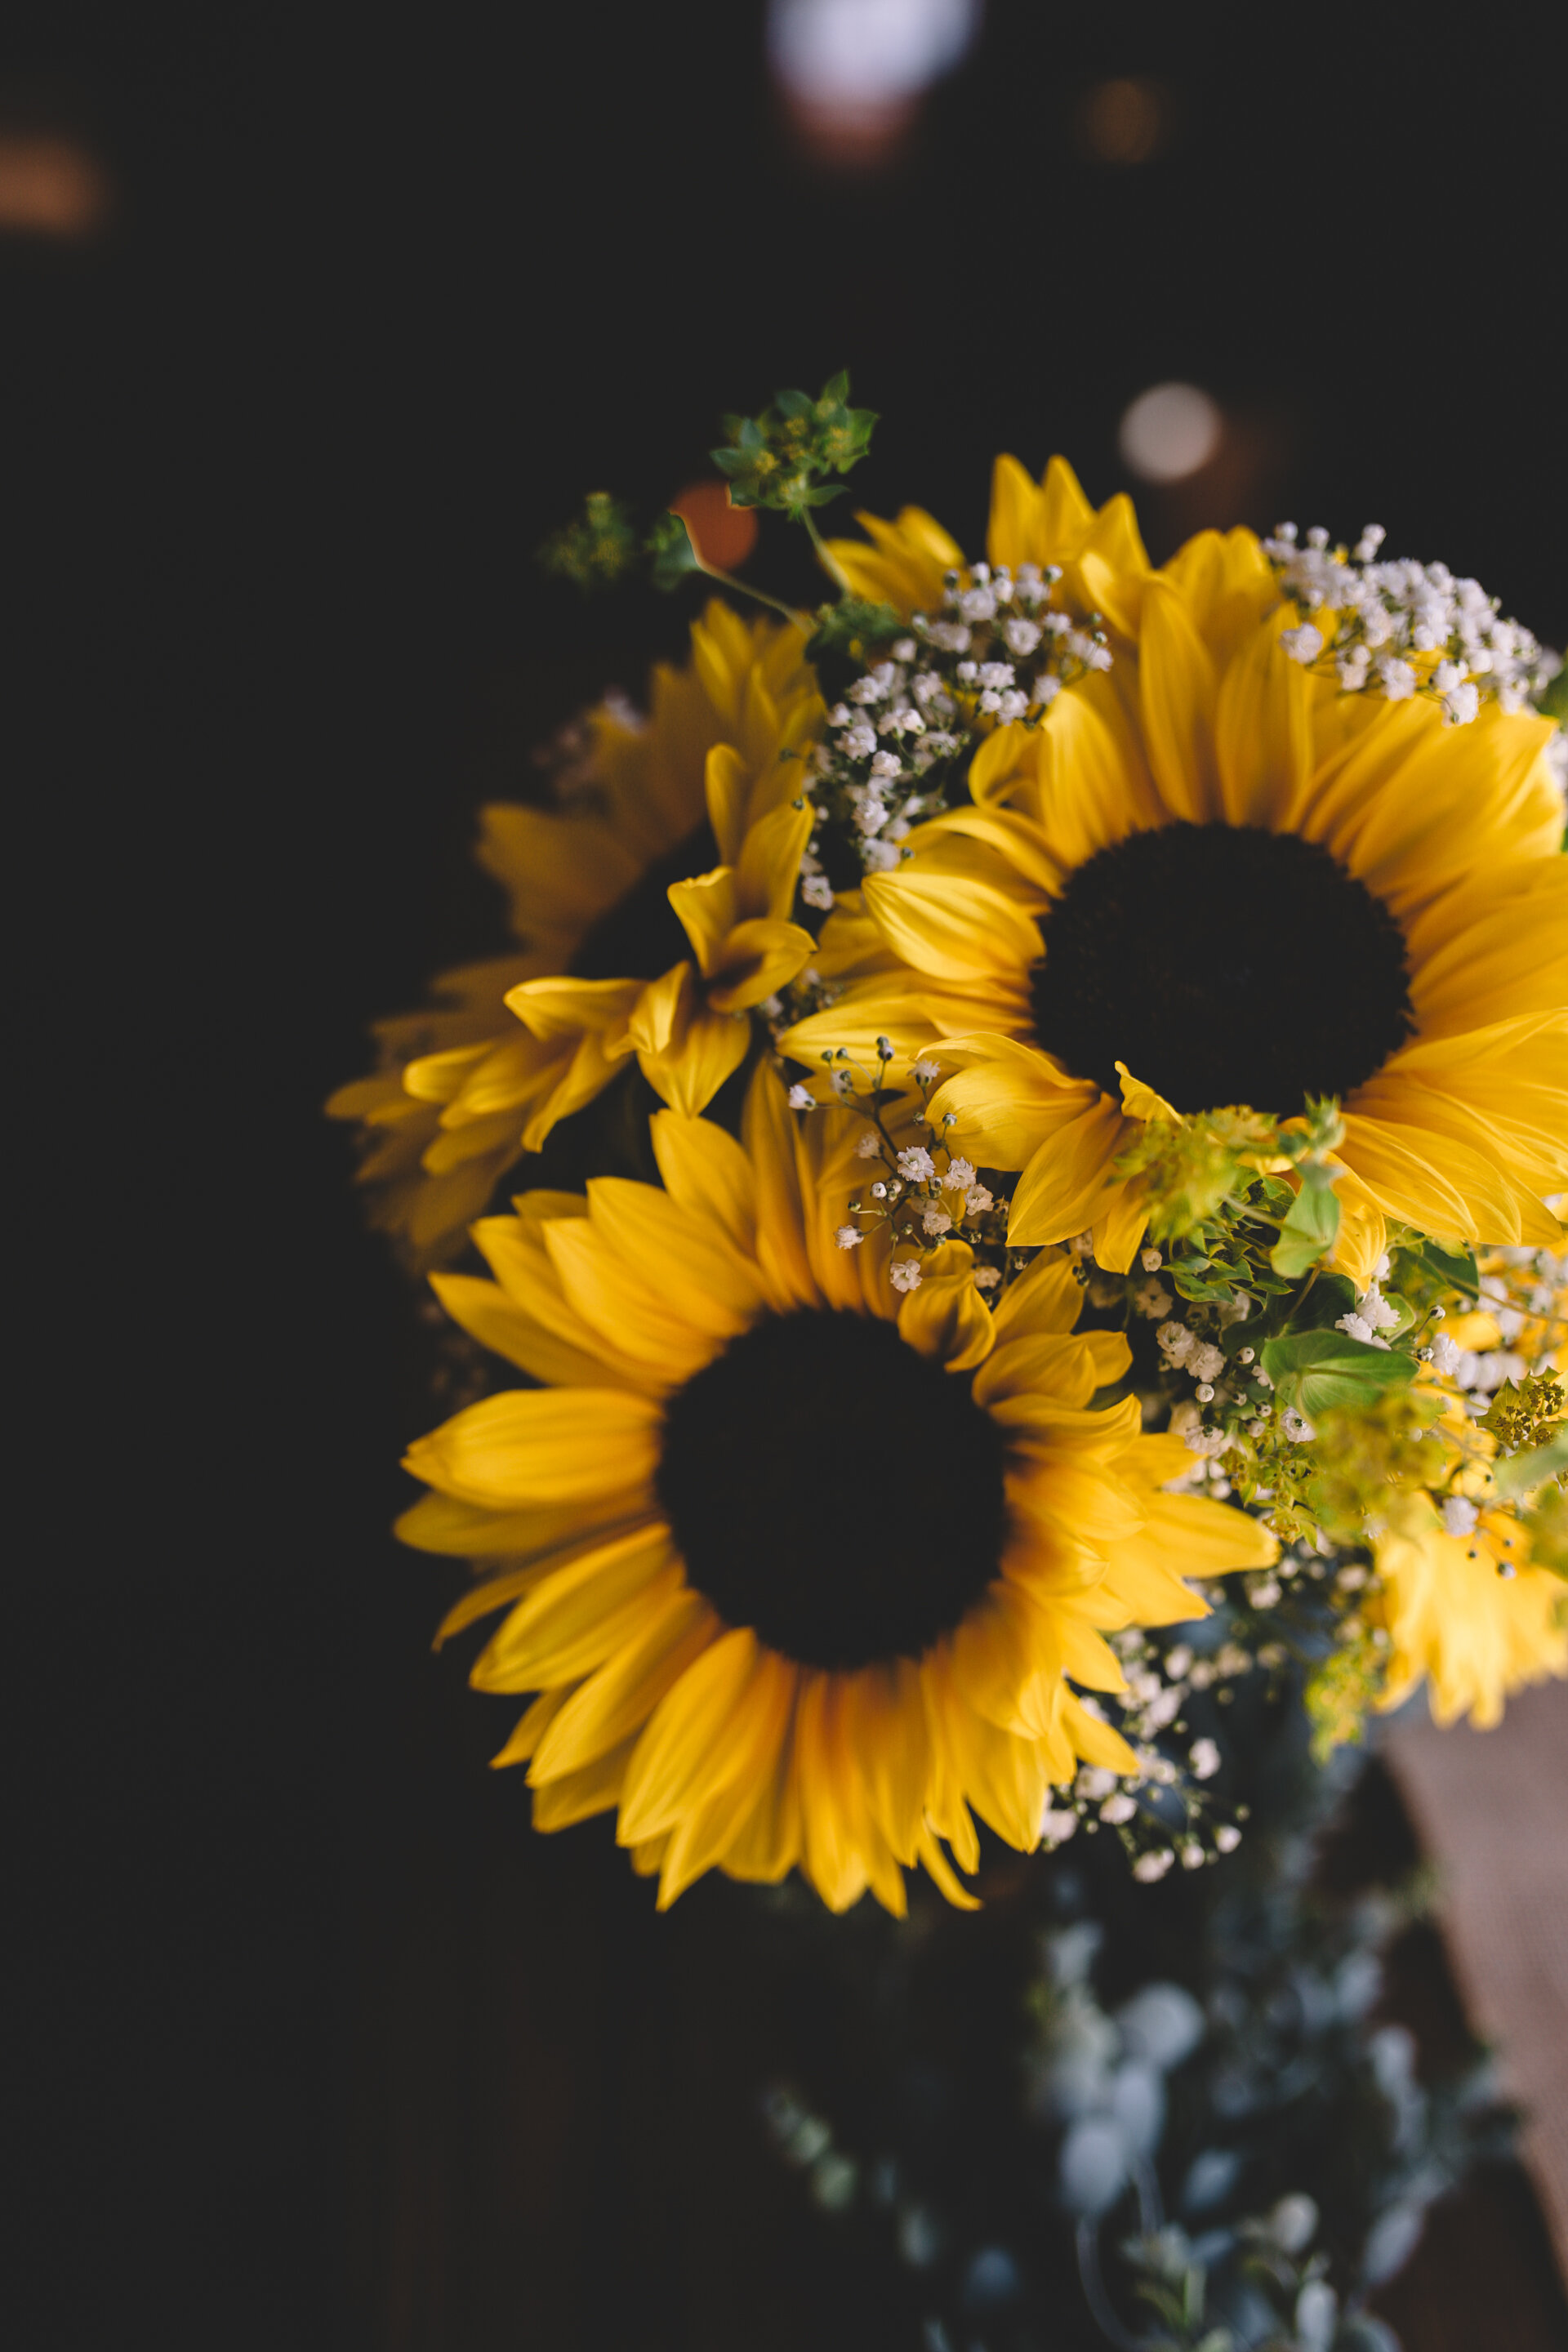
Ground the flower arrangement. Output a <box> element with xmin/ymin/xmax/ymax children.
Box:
<box><xmin>332</xmin><ymin>373</ymin><xmax>1566</xmax><ymax>2336</ymax></box>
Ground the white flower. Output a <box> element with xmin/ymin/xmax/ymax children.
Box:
<box><xmin>840</xmin><ymin>720</ymin><xmax>876</xmax><ymax>759</ymax></box>
<box><xmin>1134</xmin><ymin>1851</ymin><xmax>1174</xmax><ymax>1883</ymax></box>
<box><xmin>994</xmin><ymin>689</ymin><xmax>1028</xmax><ymax>721</ymax></box>
<box><xmin>890</xmin><ymin>637</ymin><xmax>917</xmax><ymax>662</ymax></box>
<box><xmin>835</xmin><ymin>1223</ymin><xmax>864</xmax><ymax>1250</ymax></box>
<box><xmin>1214</xmin><ymin>1824</ymin><xmax>1241</xmax><ymax>1855</ymax></box>
<box><xmin>944</xmin><ymin>1156</ymin><xmax>976</xmax><ymax>1188</ymax></box>
<box><xmin>897</xmin><ymin>1146</ymin><xmax>935</xmax><ymax>1182</ymax></box>
<box><xmin>854</xmin><ymin>796</ymin><xmax>889</xmax><ymax>836</ymax></box>
<box><xmin>1031</xmin><ymin>674</ymin><xmax>1062</xmax><ymax>707</ymax></box>
<box><xmin>1133</xmin><ymin>1281</ymin><xmax>1173</xmax><ymax>1319</ymax></box>
<box><xmin>854</xmin><ymin>1130</ymin><xmax>883</xmax><ymax>1159</ymax></box>
<box><xmin>1181</xmin><ymin>1844</ymin><xmax>1206</xmax><ymax>1871</ymax></box>
<box><xmin>1099</xmin><ymin>1793</ymin><xmax>1137</xmax><ymax>1825</ymax></box>
<box><xmin>1281</xmin><ymin>622</ymin><xmax>1324</xmax><ymax>665</ymax></box>
<box><xmin>1376</xmin><ymin>654</ymin><xmax>1418</xmax><ymax>701</ymax></box>
<box><xmin>921</xmin><ymin>1205</ymin><xmax>952</xmax><ymax>1236</ymax></box>
<box><xmin>964</xmin><ymin>1185</ymin><xmax>995</xmax><ymax>1217</ymax></box>
<box><xmin>911</xmin><ymin>1057</ymin><xmax>942</xmax><ymax>1084</ymax></box>
<box><xmin>787</xmin><ymin>1084</ymin><xmax>815</xmax><ymax>1110</ymax></box>
<box><xmin>1441</xmin><ymin>1494</ymin><xmax>1480</xmax><ymax>1538</ymax></box>
<box><xmin>1140</xmin><ymin>1248</ymin><xmax>1163</xmax><ymax>1272</ymax></box>
<box><xmin>1077</xmin><ymin>1766</ymin><xmax>1118</xmax><ymax>1800</ymax></box>
<box><xmin>1190</xmin><ymin>1342</ymin><xmax>1226</xmax><ymax>1383</ymax></box>
<box><xmin>1040</xmin><ymin>1807</ymin><xmax>1078</xmax><ymax>1845</ymax></box>
<box><xmin>1442</xmin><ymin>679</ymin><xmax>1481</xmax><ymax>726</ymax></box>
<box><xmin>958</xmin><ymin>585</ymin><xmax>996</xmax><ymax>622</ymax></box>
<box><xmin>849</xmin><ymin>664</ymin><xmax>893</xmax><ymax>704</ymax></box>
<box><xmin>889</xmin><ymin>1258</ymin><xmax>924</xmax><ymax>1293</ymax></box>
<box><xmin>1335</xmin><ymin>1312</ymin><xmax>1375</xmax><ymax>1344</ymax></box>
<box><xmin>1356</xmin><ymin>1283</ymin><xmax>1401</xmax><ymax>1332</ymax></box>
<box><xmin>1165</xmin><ymin>1646</ymin><xmax>1192</xmax><ymax>1680</ymax></box>
<box><xmin>1003</xmin><ymin>617</ymin><xmax>1041</xmax><ymax>656</ymax></box>
<box><xmin>1280</xmin><ymin>1408</ymin><xmax>1315</xmax><ymax>1442</ymax></box>
<box><xmin>1430</xmin><ymin>1332</ymin><xmax>1461</xmax><ymax>1376</ymax></box>
<box><xmin>1157</xmin><ymin>1321</ymin><xmax>1196</xmax><ymax>1366</ymax></box>
<box><xmin>1188</xmin><ymin>1738</ymin><xmax>1221</xmax><ymax>1780</ymax></box>
<box><xmin>973</xmin><ymin>1265</ymin><xmax>1001</xmax><ymax>1290</ymax></box>
<box><xmin>868</xmin><ymin>748</ymin><xmax>902</xmax><ymax>780</ymax></box>
<box><xmin>801</xmin><ymin>871</ymin><xmax>835</xmax><ymax>910</ymax></box>
<box><xmin>862</xmin><ymin>838</ymin><xmax>901</xmax><ymax>871</ymax></box>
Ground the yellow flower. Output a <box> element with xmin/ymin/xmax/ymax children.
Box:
<box><xmin>1372</xmin><ymin>1499</ymin><xmax>1567</xmax><ymax>1727</ymax></box>
<box><xmin>327</xmin><ymin>604</ymin><xmax>821</xmax><ymax>1255</ymax></box>
<box><xmin>826</xmin><ymin>452</ymin><xmax>1152</xmax><ymax>640</ymax></box>
<box><xmin>399</xmin><ymin>1069</ymin><xmax>1276</xmax><ymax>1913</ymax></box>
<box><xmin>784</xmin><ymin>520</ymin><xmax>1567</xmax><ymax>1282</ymax></box>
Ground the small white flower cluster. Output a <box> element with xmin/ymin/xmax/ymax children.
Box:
<box><xmin>1334</xmin><ymin>1281</ymin><xmax>1402</xmax><ymax>1350</ymax></box>
<box><xmin>799</xmin><ymin>562</ymin><xmax>1112</xmax><ymax>907</ymax></box>
<box><xmin>1423</xmin><ymin>1246</ymin><xmax>1565</xmax><ymax>1412</ymax></box>
<box><xmin>1264</xmin><ymin>521</ymin><xmax>1563</xmax><ymax>733</ymax></box>
<box><xmin>800</xmin><ymin>1044</ymin><xmax>1009</xmax><ymax>1292</ymax></box>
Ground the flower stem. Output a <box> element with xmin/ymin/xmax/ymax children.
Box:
<box><xmin>802</xmin><ymin>506</ymin><xmax>852</xmax><ymax>594</ymax></box>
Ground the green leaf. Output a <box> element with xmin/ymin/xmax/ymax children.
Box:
<box><xmin>1415</xmin><ymin>1238</ymin><xmax>1479</xmax><ymax>1300</ymax></box>
<box><xmin>1270</xmin><ymin>1165</ymin><xmax>1341</xmax><ymax>1277</ymax></box>
<box><xmin>1261</xmin><ymin>1329</ymin><xmax>1418</xmax><ymax>1416</ymax></box>
<box><xmin>1535</xmin><ymin>662</ymin><xmax>1568</xmax><ymax>725</ymax></box>
<box><xmin>1492</xmin><ymin>1428</ymin><xmax>1568</xmax><ymax>1500</ymax></box>
<box><xmin>647</xmin><ymin>510</ymin><xmax>701</xmax><ymax>592</ymax></box>
<box><xmin>1291</xmin><ymin>1272</ymin><xmax>1359</xmax><ymax>1333</ymax></box>
<box><xmin>805</xmin><ymin>595</ymin><xmax>906</xmax><ymax>666</ymax></box>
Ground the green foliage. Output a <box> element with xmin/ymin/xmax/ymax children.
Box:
<box><xmin>711</xmin><ymin>370</ymin><xmax>877</xmax><ymax>516</ymax></box>
<box><xmin>1535</xmin><ymin>661</ymin><xmax>1568</xmax><ymax>725</ymax></box>
<box><xmin>1304</xmin><ymin>1630</ymin><xmax>1387</xmax><ymax>1762</ymax></box>
<box><xmin>1308</xmin><ymin>1391</ymin><xmax>1447</xmax><ymax>1544</ymax></box>
<box><xmin>804</xmin><ymin>594</ymin><xmax>906</xmax><ymax>667</ymax></box>
<box><xmin>538</xmin><ymin>489</ymin><xmax>643</xmax><ymax>590</ymax></box>
<box><xmin>646</xmin><ymin>509</ymin><xmax>702</xmax><ymax>591</ymax></box>
<box><xmin>1406</xmin><ymin>1236</ymin><xmax>1480</xmax><ymax>1302</ymax></box>
<box><xmin>1270</xmin><ymin>1160</ymin><xmax>1341</xmax><ymax>1277</ymax></box>
<box><xmin>1523</xmin><ymin>1481</ymin><xmax>1568</xmax><ymax>1576</ymax></box>
<box><xmin>1116</xmin><ymin>1107</ymin><xmax>1284</xmax><ymax>1245</ymax></box>
<box><xmin>1479</xmin><ymin>1371</ymin><xmax>1564</xmax><ymax>1458</ymax></box>
<box><xmin>1262</xmin><ymin>1330</ymin><xmax>1418</xmax><ymax>1419</ymax></box>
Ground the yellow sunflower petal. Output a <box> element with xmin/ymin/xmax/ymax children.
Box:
<box><xmin>403</xmin><ymin>1387</ymin><xmax>662</xmax><ymax>1512</ymax></box>
<box><xmin>470</xmin><ymin>1527</ymin><xmax>681</xmax><ymax>1691</ymax></box>
<box><xmin>616</xmin><ymin>1626</ymin><xmax>764</xmax><ymax>1846</ymax></box>
<box><xmin>532</xmin><ymin>1587</ymin><xmax>720</xmax><ymax>1779</ymax></box>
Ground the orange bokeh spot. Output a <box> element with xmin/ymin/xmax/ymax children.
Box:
<box><xmin>670</xmin><ymin>481</ymin><xmax>760</xmax><ymax>573</ymax></box>
<box><xmin>0</xmin><ymin>135</ymin><xmax>112</xmax><ymax>238</ymax></box>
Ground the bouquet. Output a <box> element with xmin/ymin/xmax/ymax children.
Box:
<box><xmin>331</xmin><ymin>376</ymin><xmax>1567</xmax><ymax>2346</ymax></box>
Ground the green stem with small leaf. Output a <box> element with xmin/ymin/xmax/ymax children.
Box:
<box><xmin>802</xmin><ymin>507</ymin><xmax>853</xmax><ymax>594</ymax></box>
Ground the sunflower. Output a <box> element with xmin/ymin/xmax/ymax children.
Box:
<box><xmin>783</xmin><ymin>520</ymin><xmax>1567</xmax><ymax>1282</ymax></box>
<box><xmin>397</xmin><ymin>1067</ymin><xmax>1275</xmax><ymax>1913</ymax></box>
<box><xmin>1372</xmin><ymin>1503</ymin><xmax>1567</xmax><ymax>1728</ymax></box>
<box><xmin>327</xmin><ymin>603</ymin><xmax>821</xmax><ymax>1255</ymax></box>
<box><xmin>826</xmin><ymin>452</ymin><xmax>1152</xmax><ymax>642</ymax></box>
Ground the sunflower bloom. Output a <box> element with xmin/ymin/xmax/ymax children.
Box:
<box><xmin>826</xmin><ymin>452</ymin><xmax>1152</xmax><ymax>642</ymax></box>
<box><xmin>783</xmin><ymin>523</ymin><xmax>1567</xmax><ymax>1281</ymax></box>
<box><xmin>1372</xmin><ymin>1501</ymin><xmax>1567</xmax><ymax>1728</ymax></box>
<box><xmin>327</xmin><ymin>604</ymin><xmax>821</xmax><ymax>1254</ymax></box>
<box><xmin>399</xmin><ymin>1069</ymin><xmax>1276</xmax><ymax>1913</ymax></box>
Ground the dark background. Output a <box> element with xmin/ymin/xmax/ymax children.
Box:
<box><xmin>10</xmin><ymin>5</ymin><xmax>1567</xmax><ymax>2345</ymax></box>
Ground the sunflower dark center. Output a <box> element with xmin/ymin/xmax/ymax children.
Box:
<box><xmin>1028</xmin><ymin>822</ymin><xmax>1414</xmax><ymax>1112</ymax></box>
<box><xmin>569</xmin><ymin>818</ymin><xmax>719</xmax><ymax>981</ymax></box>
<box><xmin>655</xmin><ymin>1308</ymin><xmax>1009</xmax><ymax>1670</ymax></box>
